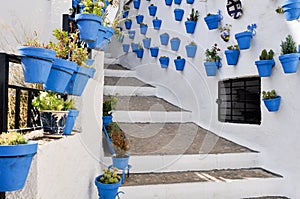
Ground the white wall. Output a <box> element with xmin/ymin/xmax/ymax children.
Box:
<box><xmin>108</xmin><ymin>0</ymin><xmax>300</xmax><ymax>197</ymax></box>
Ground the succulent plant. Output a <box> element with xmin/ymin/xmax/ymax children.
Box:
<box><xmin>187</xmin><ymin>8</ymin><xmax>199</xmax><ymax>21</ymax></box>
<box><xmin>259</xmin><ymin>49</ymin><xmax>274</xmax><ymax>60</ymax></box>
<box><xmin>262</xmin><ymin>89</ymin><xmax>278</xmax><ymax>100</ymax></box>
<box><xmin>0</xmin><ymin>132</ymin><xmax>27</xmax><ymax>145</ymax></box>
<box><xmin>227</xmin><ymin>44</ymin><xmax>239</xmax><ymax>50</ymax></box>
<box><xmin>98</xmin><ymin>167</ymin><xmax>121</xmax><ymax>184</ymax></box>
<box><xmin>280</xmin><ymin>35</ymin><xmax>297</xmax><ymax>55</ymax></box>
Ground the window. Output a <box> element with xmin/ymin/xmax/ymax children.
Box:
<box><xmin>217</xmin><ymin>77</ymin><xmax>261</xmax><ymax>125</ymax></box>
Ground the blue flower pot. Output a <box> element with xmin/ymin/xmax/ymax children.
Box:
<box><xmin>65</xmin><ymin>65</ymin><xmax>96</xmax><ymax>96</ymax></box>
<box><xmin>95</xmin><ymin>175</ymin><xmax>121</xmax><ymax>199</ymax></box>
<box><xmin>44</xmin><ymin>58</ymin><xmax>77</xmax><ymax>93</ymax></box>
<box><xmin>63</xmin><ymin>109</ymin><xmax>80</xmax><ymax>135</ymax></box>
<box><xmin>174</xmin><ymin>9</ymin><xmax>184</xmax><ymax>21</ymax></box>
<box><xmin>133</xmin><ymin>0</ymin><xmax>141</xmax><ymax>9</ymax></box>
<box><xmin>124</xmin><ymin>20</ymin><xmax>132</xmax><ymax>29</ymax></box>
<box><xmin>185</xmin><ymin>45</ymin><xmax>197</xmax><ymax>58</ymax></box>
<box><xmin>263</xmin><ymin>96</ymin><xmax>281</xmax><ymax>112</ymax></box>
<box><xmin>143</xmin><ymin>38</ymin><xmax>151</xmax><ymax>49</ymax></box>
<box><xmin>282</xmin><ymin>0</ymin><xmax>300</xmax><ymax>20</ymax></box>
<box><xmin>204</xmin><ymin>61</ymin><xmax>220</xmax><ymax>76</ymax></box>
<box><xmin>140</xmin><ymin>24</ymin><xmax>148</xmax><ymax>35</ymax></box>
<box><xmin>128</xmin><ymin>30</ymin><xmax>136</xmax><ymax>39</ymax></box>
<box><xmin>153</xmin><ymin>19</ymin><xmax>162</xmax><ymax>30</ymax></box>
<box><xmin>123</xmin><ymin>10</ymin><xmax>129</xmax><ymax>18</ymax></box>
<box><xmin>174</xmin><ymin>0</ymin><xmax>182</xmax><ymax>5</ymax></box>
<box><xmin>148</xmin><ymin>5</ymin><xmax>157</xmax><ymax>16</ymax></box>
<box><xmin>103</xmin><ymin>126</ymin><xmax>114</xmax><ymax>154</ymax></box>
<box><xmin>204</xmin><ymin>14</ymin><xmax>220</xmax><ymax>30</ymax></box>
<box><xmin>136</xmin><ymin>48</ymin><xmax>144</xmax><ymax>58</ymax></box>
<box><xmin>235</xmin><ymin>31</ymin><xmax>253</xmax><ymax>50</ymax></box>
<box><xmin>165</xmin><ymin>0</ymin><xmax>172</xmax><ymax>6</ymax></box>
<box><xmin>75</xmin><ymin>14</ymin><xmax>102</xmax><ymax>42</ymax></box>
<box><xmin>87</xmin><ymin>25</ymin><xmax>107</xmax><ymax>50</ymax></box>
<box><xmin>170</xmin><ymin>38</ymin><xmax>181</xmax><ymax>51</ymax></box>
<box><xmin>150</xmin><ymin>47</ymin><xmax>159</xmax><ymax>57</ymax></box>
<box><xmin>160</xmin><ymin>33</ymin><xmax>169</xmax><ymax>45</ymax></box>
<box><xmin>174</xmin><ymin>58</ymin><xmax>186</xmax><ymax>71</ymax></box>
<box><xmin>186</xmin><ymin>0</ymin><xmax>194</xmax><ymax>4</ymax></box>
<box><xmin>102</xmin><ymin>115</ymin><xmax>112</xmax><ymax>127</ymax></box>
<box><xmin>41</xmin><ymin>110</ymin><xmax>68</xmax><ymax>134</ymax></box>
<box><xmin>279</xmin><ymin>53</ymin><xmax>300</xmax><ymax>73</ymax></box>
<box><xmin>185</xmin><ymin>21</ymin><xmax>197</xmax><ymax>34</ymax></box>
<box><xmin>159</xmin><ymin>57</ymin><xmax>170</xmax><ymax>68</ymax></box>
<box><xmin>122</xmin><ymin>44</ymin><xmax>130</xmax><ymax>52</ymax></box>
<box><xmin>131</xmin><ymin>43</ymin><xmax>139</xmax><ymax>52</ymax></box>
<box><xmin>136</xmin><ymin>15</ymin><xmax>144</xmax><ymax>24</ymax></box>
<box><xmin>255</xmin><ymin>59</ymin><xmax>275</xmax><ymax>77</ymax></box>
<box><xmin>225</xmin><ymin>50</ymin><xmax>240</xmax><ymax>65</ymax></box>
<box><xmin>0</xmin><ymin>141</ymin><xmax>38</xmax><ymax>192</ymax></box>
<box><xmin>99</xmin><ymin>27</ymin><xmax>114</xmax><ymax>51</ymax></box>
<box><xmin>18</xmin><ymin>46</ymin><xmax>56</xmax><ymax>84</ymax></box>
<box><xmin>112</xmin><ymin>156</ymin><xmax>130</xmax><ymax>170</ymax></box>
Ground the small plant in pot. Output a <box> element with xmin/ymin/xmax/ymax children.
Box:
<box><xmin>152</xmin><ymin>17</ymin><xmax>162</xmax><ymax>30</ymax></box>
<box><xmin>139</xmin><ymin>22</ymin><xmax>148</xmax><ymax>35</ymax></box>
<box><xmin>224</xmin><ymin>44</ymin><xmax>240</xmax><ymax>65</ymax></box>
<box><xmin>279</xmin><ymin>34</ymin><xmax>300</xmax><ymax>74</ymax></box>
<box><xmin>148</xmin><ymin>3</ymin><xmax>157</xmax><ymax>16</ymax></box>
<box><xmin>204</xmin><ymin>43</ymin><xmax>222</xmax><ymax>76</ymax></box>
<box><xmin>255</xmin><ymin>49</ymin><xmax>275</xmax><ymax>77</ymax></box>
<box><xmin>262</xmin><ymin>89</ymin><xmax>281</xmax><ymax>112</ymax></box>
<box><xmin>103</xmin><ymin>96</ymin><xmax>117</xmax><ymax>127</ymax></box>
<box><xmin>204</xmin><ymin>10</ymin><xmax>222</xmax><ymax>30</ymax></box>
<box><xmin>235</xmin><ymin>24</ymin><xmax>257</xmax><ymax>50</ymax></box>
<box><xmin>159</xmin><ymin>55</ymin><xmax>170</xmax><ymax>68</ymax></box>
<box><xmin>185</xmin><ymin>41</ymin><xmax>197</xmax><ymax>58</ymax></box>
<box><xmin>135</xmin><ymin>43</ymin><xmax>144</xmax><ymax>58</ymax></box>
<box><xmin>124</xmin><ymin>18</ymin><xmax>132</xmax><ymax>29</ymax></box>
<box><xmin>174</xmin><ymin>56</ymin><xmax>186</xmax><ymax>71</ymax></box>
<box><xmin>185</xmin><ymin>8</ymin><xmax>199</xmax><ymax>34</ymax></box>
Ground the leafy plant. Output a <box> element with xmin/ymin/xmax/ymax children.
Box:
<box><xmin>259</xmin><ymin>49</ymin><xmax>274</xmax><ymax>60</ymax></box>
<box><xmin>160</xmin><ymin>55</ymin><xmax>168</xmax><ymax>58</ymax></box>
<box><xmin>205</xmin><ymin>43</ymin><xmax>221</xmax><ymax>62</ymax></box>
<box><xmin>103</xmin><ymin>96</ymin><xmax>117</xmax><ymax>116</ymax></box>
<box><xmin>262</xmin><ymin>89</ymin><xmax>278</xmax><ymax>100</ymax></box>
<box><xmin>32</xmin><ymin>91</ymin><xmax>74</xmax><ymax>111</ymax></box>
<box><xmin>280</xmin><ymin>35</ymin><xmax>297</xmax><ymax>55</ymax></box>
<box><xmin>227</xmin><ymin>44</ymin><xmax>239</xmax><ymax>50</ymax></box>
<box><xmin>107</xmin><ymin>122</ymin><xmax>129</xmax><ymax>157</ymax></box>
<box><xmin>187</xmin><ymin>8</ymin><xmax>199</xmax><ymax>21</ymax></box>
<box><xmin>276</xmin><ymin>6</ymin><xmax>283</xmax><ymax>14</ymax></box>
<box><xmin>177</xmin><ymin>56</ymin><xmax>182</xmax><ymax>59</ymax></box>
<box><xmin>0</xmin><ymin>132</ymin><xmax>27</xmax><ymax>145</ymax></box>
<box><xmin>82</xmin><ymin>0</ymin><xmax>107</xmax><ymax>16</ymax></box>
<box><xmin>98</xmin><ymin>167</ymin><xmax>121</xmax><ymax>184</ymax></box>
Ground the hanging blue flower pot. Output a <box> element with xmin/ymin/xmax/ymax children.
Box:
<box><xmin>142</xmin><ymin>38</ymin><xmax>151</xmax><ymax>49</ymax></box>
<box><xmin>133</xmin><ymin>0</ymin><xmax>141</xmax><ymax>9</ymax></box>
<box><xmin>131</xmin><ymin>43</ymin><xmax>139</xmax><ymax>52</ymax></box>
<box><xmin>185</xmin><ymin>21</ymin><xmax>197</xmax><ymax>34</ymax></box>
<box><xmin>224</xmin><ymin>50</ymin><xmax>240</xmax><ymax>65</ymax></box>
<box><xmin>185</xmin><ymin>44</ymin><xmax>197</xmax><ymax>58</ymax></box>
<box><xmin>99</xmin><ymin>27</ymin><xmax>114</xmax><ymax>51</ymax></box>
<box><xmin>148</xmin><ymin>5</ymin><xmax>157</xmax><ymax>16</ymax></box>
<box><xmin>186</xmin><ymin>0</ymin><xmax>194</xmax><ymax>4</ymax></box>
<box><xmin>235</xmin><ymin>31</ymin><xmax>253</xmax><ymax>50</ymax></box>
<box><xmin>170</xmin><ymin>38</ymin><xmax>181</xmax><ymax>51</ymax></box>
<box><xmin>159</xmin><ymin>57</ymin><xmax>170</xmax><ymax>68</ymax></box>
<box><xmin>204</xmin><ymin>14</ymin><xmax>220</xmax><ymax>30</ymax></box>
<box><xmin>123</xmin><ymin>10</ymin><xmax>129</xmax><ymax>18</ymax></box>
<box><xmin>263</xmin><ymin>96</ymin><xmax>281</xmax><ymax>112</ymax></box>
<box><xmin>44</xmin><ymin>58</ymin><xmax>77</xmax><ymax>93</ymax></box>
<box><xmin>102</xmin><ymin>115</ymin><xmax>113</xmax><ymax>127</ymax></box>
<box><xmin>136</xmin><ymin>14</ymin><xmax>144</xmax><ymax>24</ymax></box>
<box><xmin>150</xmin><ymin>47</ymin><xmax>159</xmax><ymax>57</ymax></box>
<box><xmin>140</xmin><ymin>24</ymin><xmax>148</xmax><ymax>35</ymax></box>
<box><xmin>204</xmin><ymin>61</ymin><xmax>221</xmax><ymax>76</ymax></box>
<box><xmin>281</xmin><ymin>0</ymin><xmax>300</xmax><ymax>21</ymax></box>
<box><xmin>174</xmin><ymin>8</ymin><xmax>184</xmax><ymax>21</ymax></box>
<box><xmin>174</xmin><ymin>0</ymin><xmax>182</xmax><ymax>5</ymax></box>
<box><xmin>95</xmin><ymin>175</ymin><xmax>122</xmax><ymax>199</ymax></box>
<box><xmin>165</xmin><ymin>0</ymin><xmax>172</xmax><ymax>6</ymax></box>
<box><xmin>152</xmin><ymin>19</ymin><xmax>162</xmax><ymax>30</ymax></box>
<box><xmin>124</xmin><ymin>19</ymin><xmax>132</xmax><ymax>29</ymax></box>
<box><xmin>63</xmin><ymin>109</ymin><xmax>80</xmax><ymax>135</ymax></box>
<box><xmin>65</xmin><ymin>65</ymin><xmax>96</xmax><ymax>96</ymax></box>
<box><xmin>0</xmin><ymin>141</ymin><xmax>38</xmax><ymax>192</ymax></box>
<box><xmin>174</xmin><ymin>58</ymin><xmax>186</xmax><ymax>71</ymax></box>
<box><xmin>18</xmin><ymin>46</ymin><xmax>56</xmax><ymax>84</ymax></box>
<box><xmin>122</xmin><ymin>44</ymin><xmax>130</xmax><ymax>52</ymax></box>
<box><xmin>255</xmin><ymin>59</ymin><xmax>275</xmax><ymax>77</ymax></box>
<box><xmin>160</xmin><ymin>33</ymin><xmax>169</xmax><ymax>45</ymax></box>
<box><xmin>112</xmin><ymin>156</ymin><xmax>130</xmax><ymax>170</ymax></box>
<box><xmin>41</xmin><ymin>110</ymin><xmax>68</xmax><ymax>134</ymax></box>
<box><xmin>279</xmin><ymin>53</ymin><xmax>300</xmax><ymax>73</ymax></box>
<box><xmin>136</xmin><ymin>48</ymin><xmax>144</xmax><ymax>58</ymax></box>
<box><xmin>87</xmin><ymin>25</ymin><xmax>107</xmax><ymax>50</ymax></box>
<box><xmin>75</xmin><ymin>14</ymin><xmax>102</xmax><ymax>42</ymax></box>
<box><xmin>128</xmin><ymin>30</ymin><xmax>136</xmax><ymax>39</ymax></box>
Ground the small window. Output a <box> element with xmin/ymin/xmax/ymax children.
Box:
<box><xmin>217</xmin><ymin>77</ymin><xmax>261</xmax><ymax>125</ymax></box>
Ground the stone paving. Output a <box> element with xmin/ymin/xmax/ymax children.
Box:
<box><xmin>104</xmin><ymin>77</ymin><xmax>154</xmax><ymax>87</ymax></box>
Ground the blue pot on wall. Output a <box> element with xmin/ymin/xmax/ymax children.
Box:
<box><xmin>174</xmin><ymin>0</ymin><xmax>182</xmax><ymax>5</ymax></box>
<box><xmin>159</xmin><ymin>57</ymin><xmax>170</xmax><ymax>68</ymax></box>
<box><xmin>174</xmin><ymin>9</ymin><xmax>184</xmax><ymax>21</ymax></box>
<box><xmin>170</xmin><ymin>38</ymin><xmax>181</xmax><ymax>51</ymax></box>
<box><xmin>41</xmin><ymin>111</ymin><xmax>68</xmax><ymax>134</ymax></box>
<box><xmin>150</xmin><ymin>47</ymin><xmax>159</xmax><ymax>57</ymax></box>
<box><xmin>95</xmin><ymin>175</ymin><xmax>121</xmax><ymax>199</ymax></box>
<box><xmin>148</xmin><ymin>5</ymin><xmax>157</xmax><ymax>16</ymax></box>
<box><xmin>160</xmin><ymin>33</ymin><xmax>169</xmax><ymax>45</ymax></box>
<box><xmin>133</xmin><ymin>0</ymin><xmax>141</xmax><ymax>9</ymax></box>
<box><xmin>131</xmin><ymin>43</ymin><xmax>139</xmax><ymax>52</ymax></box>
<box><xmin>122</xmin><ymin>44</ymin><xmax>130</xmax><ymax>52</ymax></box>
<box><xmin>112</xmin><ymin>156</ymin><xmax>130</xmax><ymax>170</ymax></box>
<box><xmin>185</xmin><ymin>21</ymin><xmax>197</xmax><ymax>34</ymax></box>
<box><xmin>281</xmin><ymin>0</ymin><xmax>300</xmax><ymax>21</ymax></box>
<box><xmin>63</xmin><ymin>109</ymin><xmax>80</xmax><ymax>135</ymax></box>
<box><xmin>86</xmin><ymin>25</ymin><xmax>107</xmax><ymax>50</ymax></box>
<box><xmin>235</xmin><ymin>31</ymin><xmax>253</xmax><ymax>50</ymax></box>
<box><xmin>75</xmin><ymin>14</ymin><xmax>102</xmax><ymax>42</ymax></box>
<box><xmin>185</xmin><ymin>44</ymin><xmax>197</xmax><ymax>58</ymax></box>
<box><xmin>255</xmin><ymin>59</ymin><xmax>275</xmax><ymax>77</ymax></box>
<box><xmin>152</xmin><ymin>19</ymin><xmax>162</xmax><ymax>30</ymax></box>
<box><xmin>263</xmin><ymin>96</ymin><xmax>281</xmax><ymax>112</ymax></box>
<box><xmin>140</xmin><ymin>24</ymin><xmax>148</xmax><ymax>35</ymax></box>
<box><xmin>136</xmin><ymin>48</ymin><xmax>144</xmax><ymax>58</ymax></box>
<box><xmin>123</xmin><ymin>10</ymin><xmax>129</xmax><ymax>18</ymax></box>
<box><xmin>174</xmin><ymin>58</ymin><xmax>186</xmax><ymax>71</ymax></box>
<box><xmin>204</xmin><ymin>61</ymin><xmax>221</xmax><ymax>76</ymax></box>
<box><xmin>204</xmin><ymin>14</ymin><xmax>220</xmax><ymax>30</ymax></box>
<box><xmin>99</xmin><ymin>27</ymin><xmax>114</xmax><ymax>51</ymax></box>
<box><xmin>279</xmin><ymin>53</ymin><xmax>300</xmax><ymax>73</ymax></box>
<box><xmin>165</xmin><ymin>0</ymin><xmax>172</xmax><ymax>6</ymax></box>
<box><xmin>124</xmin><ymin>19</ymin><xmax>132</xmax><ymax>29</ymax></box>
<box><xmin>142</xmin><ymin>38</ymin><xmax>151</xmax><ymax>49</ymax></box>
<box><xmin>136</xmin><ymin>15</ymin><xmax>144</xmax><ymax>24</ymax></box>
<box><xmin>224</xmin><ymin>50</ymin><xmax>240</xmax><ymax>65</ymax></box>
<box><xmin>186</xmin><ymin>0</ymin><xmax>194</xmax><ymax>4</ymax></box>
<box><xmin>102</xmin><ymin>115</ymin><xmax>113</xmax><ymax>127</ymax></box>
<box><xmin>128</xmin><ymin>30</ymin><xmax>136</xmax><ymax>39</ymax></box>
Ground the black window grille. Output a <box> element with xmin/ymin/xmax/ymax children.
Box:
<box><xmin>217</xmin><ymin>77</ymin><xmax>261</xmax><ymax>125</ymax></box>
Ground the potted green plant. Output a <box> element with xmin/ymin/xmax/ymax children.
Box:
<box><xmin>235</xmin><ymin>24</ymin><xmax>257</xmax><ymax>50</ymax></box>
<box><xmin>32</xmin><ymin>91</ymin><xmax>74</xmax><ymax>134</ymax></box>
<box><xmin>148</xmin><ymin>3</ymin><xmax>157</xmax><ymax>16</ymax></box>
<box><xmin>139</xmin><ymin>23</ymin><xmax>148</xmax><ymax>35</ymax></box>
<box><xmin>174</xmin><ymin>56</ymin><xmax>186</xmax><ymax>71</ymax></box>
<box><xmin>204</xmin><ymin>43</ymin><xmax>222</xmax><ymax>76</ymax></box>
<box><xmin>262</xmin><ymin>89</ymin><xmax>281</xmax><ymax>112</ymax></box>
<box><xmin>279</xmin><ymin>34</ymin><xmax>300</xmax><ymax>73</ymax></box>
<box><xmin>159</xmin><ymin>56</ymin><xmax>170</xmax><ymax>68</ymax></box>
<box><xmin>0</xmin><ymin>132</ymin><xmax>38</xmax><ymax>192</ymax></box>
<box><xmin>224</xmin><ymin>44</ymin><xmax>240</xmax><ymax>65</ymax></box>
<box><xmin>185</xmin><ymin>41</ymin><xmax>197</xmax><ymax>58</ymax></box>
<box><xmin>255</xmin><ymin>49</ymin><xmax>275</xmax><ymax>77</ymax></box>
<box><xmin>122</xmin><ymin>4</ymin><xmax>130</xmax><ymax>18</ymax></box>
<box><xmin>135</xmin><ymin>43</ymin><xmax>144</xmax><ymax>58</ymax></box>
<box><xmin>185</xmin><ymin>8</ymin><xmax>199</xmax><ymax>34</ymax></box>
<box><xmin>103</xmin><ymin>96</ymin><xmax>117</xmax><ymax>127</ymax></box>
<box><xmin>204</xmin><ymin>10</ymin><xmax>222</xmax><ymax>30</ymax></box>
<box><xmin>124</xmin><ymin>18</ymin><xmax>132</xmax><ymax>29</ymax></box>
<box><xmin>152</xmin><ymin>17</ymin><xmax>162</xmax><ymax>30</ymax></box>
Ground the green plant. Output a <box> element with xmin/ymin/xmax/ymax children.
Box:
<box><xmin>206</xmin><ymin>13</ymin><xmax>213</xmax><ymax>16</ymax></box>
<box><xmin>32</xmin><ymin>91</ymin><xmax>74</xmax><ymax>111</ymax></box>
<box><xmin>188</xmin><ymin>41</ymin><xmax>197</xmax><ymax>46</ymax></box>
<box><xmin>98</xmin><ymin>167</ymin><xmax>121</xmax><ymax>184</ymax></box>
<box><xmin>160</xmin><ymin>55</ymin><xmax>168</xmax><ymax>58</ymax></box>
<box><xmin>107</xmin><ymin>122</ymin><xmax>129</xmax><ymax>157</ymax></box>
<box><xmin>177</xmin><ymin>56</ymin><xmax>182</xmax><ymax>59</ymax></box>
<box><xmin>103</xmin><ymin>96</ymin><xmax>117</xmax><ymax>116</ymax></box>
<box><xmin>280</xmin><ymin>35</ymin><xmax>297</xmax><ymax>55</ymax></box>
<box><xmin>205</xmin><ymin>43</ymin><xmax>221</xmax><ymax>62</ymax></box>
<box><xmin>187</xmin><ymin>8</ymin><xmax>199</xmax><ymax>21</ymax></box>
<box><xmin>0</xmin><ymin>132</ymin><xmax>27</xmax><ymax>145</ymax></box>
<box><xmin>150</xmin><ymin>3</ymin><xmax>154</xmax><ymax>6</ymax></box>
<box><xmin>140</xmin><ymin>22</ymin><xmax>148</xmax><ymax>26</ymax></box>
<box><xmin>82</xmin><ymin>0</ymin><xmax>107</xmax><ymax>16</ymax></box>
<box><xmin>227</xmin><ymin>44</ymin><xmax>239</xmax><ymax>50</ymax></box>
<box><xmin>262</xmin><ymin>89</ymin><xmax>278</xmax><ymax>100</ymax></box>
<box><xmin>276</xmin><ymin>6</ymin><xmax>284</xmax><ymax>14</ymax></box>
<box><xmin>259</xmin><ymin>49</ymin><xmax>274</xmax><ymax>60</ymax></box>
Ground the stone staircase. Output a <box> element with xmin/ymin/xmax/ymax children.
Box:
<box><xmin>102</xmin><ymin>63</ymin><xmax>289</xmax><ymax>199</ymax></box>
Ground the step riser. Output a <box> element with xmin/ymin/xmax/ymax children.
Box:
<box><xmin>104</xmin><ymin>86</ymin><xmax>157</xmax><ymax>96</ymax></box>
<box><xmin>104</xmin><ymin>69</ymin><xmax>136</xmax><ymax>77</ymax></box>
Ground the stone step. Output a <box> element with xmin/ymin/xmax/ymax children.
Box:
<box><xmin>104</xmin><ymin>64</ymin><xmax>136</xmax><ymax>77</ymax></box>
<box><xmin>119</xmin><ymin>168</ymin><xmax>284</xmax><ymax>199</ymax></box>
<box><xmin>243</xmin><ymin>197</ymin><xmax>290</xmax><ymax>199</ymax></box>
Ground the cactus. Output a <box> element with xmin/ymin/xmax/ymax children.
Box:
<box><xmin>280</xmin><ymin>35</ymin><xmax>297</xmax><ymax>54</ymax></box>
<box><xmin>262</xmin><ymin>89</ymin><xmax>278</xmax><ymax>100</ymax></box>
<box><xmin>259</xmin><ymin>49</ymin><xmax>275</xmax><ymax>60</ymax></box>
